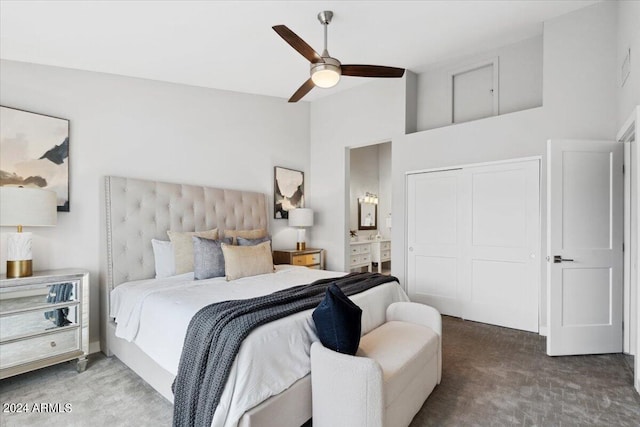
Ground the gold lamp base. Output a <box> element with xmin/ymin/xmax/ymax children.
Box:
<box><xmin>296</xmin><ymin>242</ymin><xmax>306</xmax><ymax>251</ymax></box>
<box><xmin>7</xmin><ymin>260</ymin><xmax>32</xmax><ymax>278</ymax></box>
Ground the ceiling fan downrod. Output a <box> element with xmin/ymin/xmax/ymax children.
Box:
<box><xmin>317</xmin><ymin>11</ymin><xmax>333</xmax><ymax>57</ymax></box>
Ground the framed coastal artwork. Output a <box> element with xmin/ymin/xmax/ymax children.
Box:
<box><xmin>274</xmin><ymin>166</ymin><xmax>304</xmax><ymax>219</ymax></box>
<box><xmin>0</xmin><ymin>106</ymin><xmax>70</xmax><ymax>211</ymax></box>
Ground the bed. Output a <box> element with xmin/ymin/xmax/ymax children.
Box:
<box><xmin>104</xmin><ymin>176</ymin><xmax>408</xmax><ymax>427</ymax></box>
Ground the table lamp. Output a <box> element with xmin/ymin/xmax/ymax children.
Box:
<box><xmin>1</xmin><ymin>187</ymin><xmax>57</xmax><ymax>277</ymax></box>
<box><xmin>288</xmin><ymin>208</ymin><xmax>314</xmax><ymax>250</ymax></box>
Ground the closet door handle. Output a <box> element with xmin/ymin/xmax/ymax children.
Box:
<box><xmin>553</xmin><ymin>255</ymin><xmax>574</xmax><ymax>263</ymax></box>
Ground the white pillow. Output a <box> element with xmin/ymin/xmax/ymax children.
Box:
<box><xmin>152</xmin><ymin>239</ymin><xmax>176</xmax><ymax>278</ymax></box>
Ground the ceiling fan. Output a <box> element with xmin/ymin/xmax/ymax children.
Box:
<box><xmin>273</xmin><ymin>11</ymin><xmax>406</xmax><ymax>102</ymax></box>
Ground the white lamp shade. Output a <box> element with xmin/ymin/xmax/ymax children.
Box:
<box><xmin>288</xmin><ymin>208</ymin><xmax>314</xmax><ymax>227</ymax></box>
<box><xmin>0</xmin><ymin>187</ymin><xmax>57</xmax><ymax>227</ymax></box>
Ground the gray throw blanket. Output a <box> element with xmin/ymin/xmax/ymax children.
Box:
<box><xmin>172</xmin><ymin>272</ymin><xmax>398</xmax><ymax>427</ymax></box>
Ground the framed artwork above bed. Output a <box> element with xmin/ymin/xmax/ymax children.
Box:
<box><xmin>0</xmin><ymin>106</ymin><xmax>70</xmax><ymax>212</ymax></box>
<box><xmin>274</xmin><ymin>166</ymin><xmax>304</xmax><ymax>219</ymax></box>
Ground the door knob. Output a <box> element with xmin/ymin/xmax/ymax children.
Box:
<box><xmin>409</xmin><ymin>247</ymin><xmax>414</xmax><ymax>252</ymax></box>
<box><xmin>553</xmin><ymin>255</ymin><xmax>574</xmax><ymax>263</ymax></box>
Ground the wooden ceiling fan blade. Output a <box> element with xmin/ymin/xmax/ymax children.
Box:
<box><xmin>288</xmin><ymin>78</ymin><xmax>315</xmax><ymax>103</ymax></box>
<box><xmin>341</xmin><ymin>65</ymin><xmax>405</xmax><ymax>78</ymax></box>
<box><xmin>273</xmin><ymin>25</ymin><xmax>323</xmax><ymax>64</ymax></box>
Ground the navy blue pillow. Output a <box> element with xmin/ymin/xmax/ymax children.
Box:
<box><xmin>312</xmin><ymin>284</ymin><xmax>362</xmax><ymax>355</ymax></box>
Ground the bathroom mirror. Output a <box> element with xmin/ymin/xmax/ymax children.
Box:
<box><xmin>358</xmin><ymin>200</ymin><xmax>377</xmax><ymax>230</ymax></box>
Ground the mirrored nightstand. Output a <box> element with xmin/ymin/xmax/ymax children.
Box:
<box><xmin>0</xmin><ymin>269</ymin><xmax>89</xmax><ymax>379</ymax></box>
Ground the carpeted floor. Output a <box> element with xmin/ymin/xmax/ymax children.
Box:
<box><xmin>1</xmin><ymin>316</ymin><xmax>639</xmax><ymax>426</ymax></box>
<box><xmin>412</xmin><ymin>317</ymin><xmax>640</xmax><ymax>426</ymax></box>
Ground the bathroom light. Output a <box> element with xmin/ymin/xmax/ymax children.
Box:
<box><xmin>360</xmin><ymin>192</ymin><xmax>378</xmax><ymax>205</ymax></box>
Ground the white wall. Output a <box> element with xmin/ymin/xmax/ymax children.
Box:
<box><xmin>617</xmin><ymin>0</ymin><xmax>640</xmax><ymax>128</ymax></box>
<box><xmin>378</xmin><ymin>142</ymin><xmax>392</xmax><ymax>240</ymax></box>
<box><xmin>416</xmin><ymin>35</ymin><xmax>543</xmax><ymax>131</ymax></box>
<box><xmin>393</xmin><ymin>0</ymin><xmax>617</xmax><ymax>331</ymax></box>
<box><xmin>309</xmin><ymin>78</ymin><xmax>406</xmax><ymax>271</ymax></box>
<box><xmin>0</xmin><ymin>60</ymin><xmax>310</xmax><ymax>351</ymax></box>
<box><xmin>542</xmin><ymin>2</ymin><xmax>617</xmax><ymax>140</ymax></box>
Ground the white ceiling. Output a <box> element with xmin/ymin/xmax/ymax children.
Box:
<box><xmin>0</xmin><ymin>0</ymin><xmax>600</xmax><ymax>102</ymax></box>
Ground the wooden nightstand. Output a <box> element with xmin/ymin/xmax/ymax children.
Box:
<box><xmin>273</xmin><ymin>248</ymin><xmax>324</xmax><ymax>270</ymax></box>
<box><xmin>0</xmin><ymin>269</ymin><xmax>89</xmax><ymax>379</ymax></box>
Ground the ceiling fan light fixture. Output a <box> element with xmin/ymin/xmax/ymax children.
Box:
<box><xmin>311</xmin><ymin>67</ymin><xmax>340</xmax><ymax>88</ymax></box>
<box><xmin>310</xmin><ymin>58</ymin><xmax>341</xmax><ymax>88</ymax></box>
<box><xmin>274</xmin><ymin>10</ymin><xmax>405</xmax><ymax>101</ymax></box>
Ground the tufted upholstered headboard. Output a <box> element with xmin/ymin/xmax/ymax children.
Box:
<box><xmin>105</xmin><ymin>176</ymin><xmax>268</xmax><ymax>291</ymax></box>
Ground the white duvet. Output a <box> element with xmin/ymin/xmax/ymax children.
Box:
<box><xmin>110</xmin><ymin>265</ymin><xmax>408</xmax><ymax>427</ymax></box>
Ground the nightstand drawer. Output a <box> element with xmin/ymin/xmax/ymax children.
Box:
<box><xmin>0</xmin><ymin>280</ymin><xmax>78</xmax><ymax>313</ymax></box>
<box><xmin>0</xmin><ymin>304</ymin><xmax>79</xmax><ymax>341</ymax></box>
<box><xmin>0</xmin><ymin>328</ymin><xmax>80</xmax><ymax>370</ymax></box>
<box><xmin>292</xmin><ymin>253</ymin><xmax>320</xmax><ymax>266</ymax></box>
<box><xmin>381</xmin><ymin>251</ymin><xmax>391</xmax><ymax>261</ymax></box>
<box><xmin>380</xmin><ymin>242</ymin><xmax>391</xmax><ymax>251</ymax></box>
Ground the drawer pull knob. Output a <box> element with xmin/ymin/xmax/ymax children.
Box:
<box><xmin>50</xmin><ymin>341</ymin><xmax>57</xmax><ymax>347</ymax></box>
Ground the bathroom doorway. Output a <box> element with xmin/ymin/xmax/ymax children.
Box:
<box><xmin>347</xmin><ymin>141</ymin><xmax>392</xmax><ymax>275</ymax></box>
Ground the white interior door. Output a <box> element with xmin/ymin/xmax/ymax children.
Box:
<box><xmin>407</xmin><ymin>159</ymin><xmax>540</xmax><ymax>331</ymax></box>
<box><xmin>547</xmin><ymin>139</ymin><xmax>623</xmax><ymax>356</ymax></box>
<box><xmin>407</xmin><ymin>169</ymin><xmax>463</xmax><ymax>316</ymax></box>
<box><xmin>461</xmin><ymin>161</ymin><xmax>540</xmax><ymax>332</ymax></box>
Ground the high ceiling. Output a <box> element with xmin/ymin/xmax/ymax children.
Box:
<box><xmin>0</xmin><ymin>0</ymin><xmax>600</xmax><ymax>102</ymax></box>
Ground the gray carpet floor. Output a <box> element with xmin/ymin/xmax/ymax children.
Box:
<box><xmin>412</xmin><ymin>317</ymin><xmax>640</xmax><ymax>426</ymax></box>
<box><xmin>1</xmin><ymin>316</ymin><xmax>639</xmax><ymax>426</ymax></box>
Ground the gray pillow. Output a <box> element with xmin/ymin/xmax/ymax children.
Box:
<box><xmin>237</xmin><ymin>236</ymin><xmax>271</xmax><ymax>246</ymax></box>
<box><xmin>192</xmin><ymin>237</ymin><xmax>232</xmax><ymax>280</ymax></box>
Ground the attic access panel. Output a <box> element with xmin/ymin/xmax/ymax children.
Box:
<box><xmin>451</xmin><ymin>58</ymin><xmax>499</xmax><ymax>124</ymax></box>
